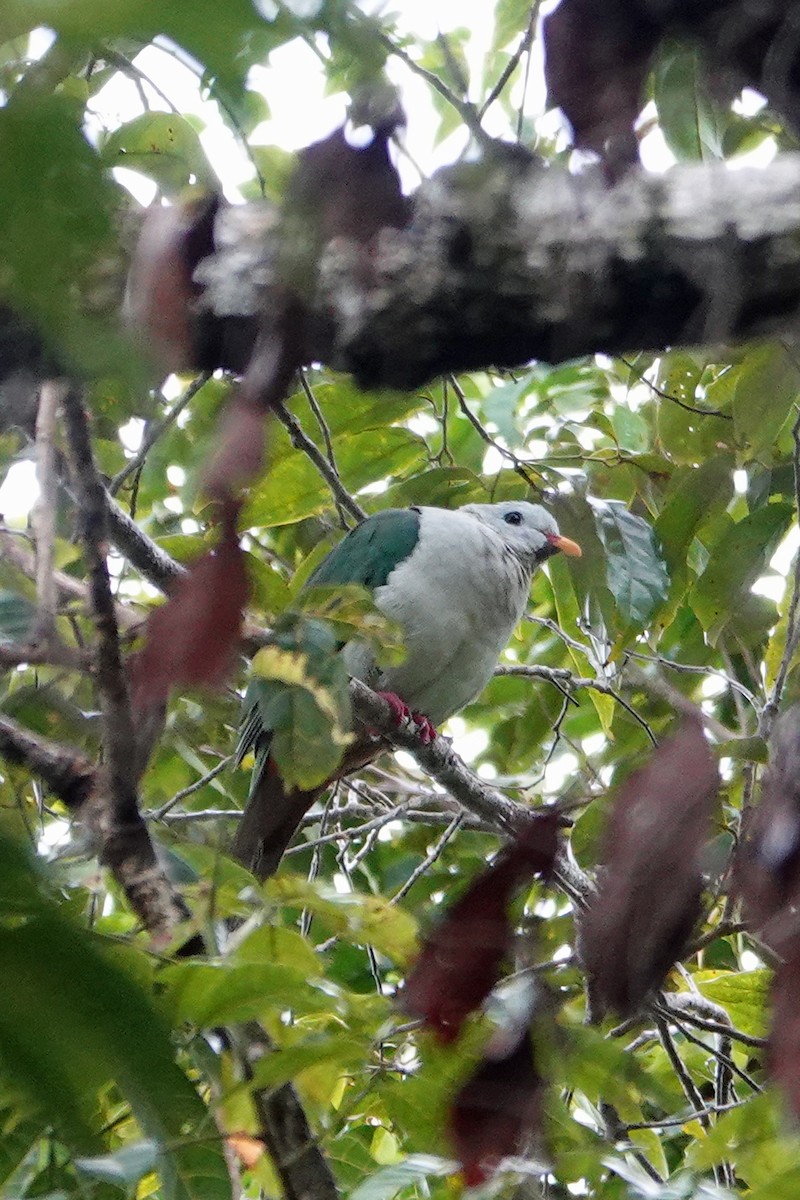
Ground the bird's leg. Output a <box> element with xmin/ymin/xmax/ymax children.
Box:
<box><xmin>375</xmin><ymin>690</ymin><xmax>413</xmax><ymax>726</ymax></box>
<box><xmin>373</xmin><ymin>691</ymin><xmax>437</xmax><ymax>745</ymax></box>
<box><xmin>410</xmin><ymin>712</ymin><xmax>437</xmax><ymax>745</ymax></box>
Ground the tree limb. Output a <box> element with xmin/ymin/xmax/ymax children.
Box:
<box><xmin>194</xmin><ymin>153</ymin><xmax>800</xmax><ymax>391</ymax></box>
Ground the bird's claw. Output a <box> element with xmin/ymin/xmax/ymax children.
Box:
<box><xmin>410</xmin><ymin>712</ymin><xmax>437</xmax><ymax>744</ymax></box>
<box><xmin>375</xmin><ymin>691</ymin><xmax>412</xmax><ymax>727</ymax></box>
<box><xmin>374</xmin><ymin>692</ymin><xmax>437</xmax><ymax>744</ymax></box>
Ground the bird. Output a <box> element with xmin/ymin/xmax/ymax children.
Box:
<box><xmin>232</xmin><ymin>500</ymin><xmax>581</xmax><ymax>879</ymax></box>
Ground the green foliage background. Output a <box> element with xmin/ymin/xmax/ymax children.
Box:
<box><xmin>1</xmin><ymin>3</ymin><xmax>799</xmax><ymax>1198</ymax></box>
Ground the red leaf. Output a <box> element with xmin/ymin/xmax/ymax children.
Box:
<box><xmin>400</xmin><ymin>814</ymin><xmax>559</xmax><ymax>1043</ymax></box>
<box><xmin>580</xmin><ymin>721</ymin><xmax>718</xmax><ymax>1018</ymax></box>
<box><xmin>131</xmin><ymin>498</ymin><xmax>249</xmax><ymax>708</ymax></box>
<box><xmin>126</xmin><ymin>194</ymin><xmax>221</xmax><ymax>376</ymax></box>
<box><xmin>450</xmin><ymin>1026</ymin><xmax>544</xmax><ymax>1187</ymax></box>
<box><xmin>202</xmin><ymin>393</ymin><xmax>269</xmax><ymax>501</ymax></box>
<box><xmin>736</xmin><ymin>707</ymin><xmax>800</xmax><ymax>954</ymax></box>
<box><xmin>769</xmin><ymin>940</ymin><xmax>800</xmax><ymax>1122</ymax></box>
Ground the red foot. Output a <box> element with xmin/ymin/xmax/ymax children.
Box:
<box><xmin>374</xmin><ymin>693</ymin><xmax>437</xmax><ymax>744</ymax></box>
<box><xmin>411</xmin><ymin>711</ymin><xmax>437</xmax><ymax>744</ymax></box>
<box><xmin>375</xmin><ymin>691</ymin><xmax>412</xmax><ymax>726</ymax></box>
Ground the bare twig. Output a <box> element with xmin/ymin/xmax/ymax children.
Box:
<box><xmin>0</xmin><ymin>710</ymin><xmax>191</xmax><ymax>942</ymax></box>
<box><xmin>449</xmin><ymin>375</ymin><xmax>545</xmax><ymax>491</ymax></box>
<box><xmin>299</xmin><ymin>371</ymin><xmax>352</xmax><ymax>530</ymax></box>
<box><xmin>63</xmin><ymin>390</ymin><xmax>139</xmax><ymax>799</ymax></box>
<box><xmin>620</xmin><ymin>356</ymin><xmax>732</xmax><ymax>419</ymax></box>
<box><xmin>103</xmin><ymin>492</ymin><xmax>186</xmax><ymax>591</ymax></box>
<box><xmin>61</xmin><ymin>388</ymin><xmax>190</xmax><ymax>945</ymax></box>
<box><xmin>110</xmin><ymin>372</ymin><xmax>211</xmax><ymax>496</ymax></box>
<box><xmin>391</xmin><ymin>810</ymin><xmax>464</xmax><ymax>901</ymax></box>
<box><xmin>479</xmin><ymin>5</ymin><xmax>538</xmax><ymax>119</ymax></box>
<box><xmin>0</xmin><ymin>527</ymin><xmax>141</xmax><ymax>630</ymax></box>
<box><xmin>348</xmin><ymin>678</ymin><xmax>593</xmax><ymax>903</ymax></box>
<box><xmin>273</xmin><ymin>399</ymin><xmax>366</xmax><ymax>524</ymax></box>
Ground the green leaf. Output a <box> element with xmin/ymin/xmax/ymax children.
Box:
<box><xmin>733</xmin><ymin>342</ymin><xmax>800</xmax><ymax>458</ymax></box>
<box><xmin>349</xmin><ymin>1155</ymin><xmax>455</xmax><ymax>1200</ymax></box>
<box><xmin>101</xmin><ymin>113</ymin><xmax>217</xmax><ymax>196</ymax></box>
<box><xmin>693</xmin><ymin>968</ymin><xmax>771</xmax><ymax>1038</ymax></box>
<box><xmin>0</xmin><ymin>833</ymin><xmax>227</xmax><ymax>1197</ymax></box>
<box><xmin>589</xmin><ymin>498</ymin><xmax>670</xmax><ymax>627</ymax></box>
<box><xmin>245</xmin><ymin>428</ymin><xmax>426</xmax><ymax>527</ymax></box>
<box><xmin>246</xmin><ymin>613</ymin><xmax>353</xmax><ymax>790</ymax></box>
<box><xmin>267</xmin><ymin>875</ymin><xmax>418</xmax><ymax>965</ymax></box>
<box><xmin>653</xmin><ymin>41</ymin><xmax>725</xmax><ymax>161</ymax></box>
<box><xmin>691</xmin><ymin>502</ymin><xmax>794</xmax><ymax>637</ymax></box>
<box><xmin>75</xmin><ymin>1141</ymin><xmax>160</xmax><ymax>1186</ymax></box>
<box><xmin>296</xmin><ymin>583</ymin><xmax>407</xmax><ymax>668</ymax></box>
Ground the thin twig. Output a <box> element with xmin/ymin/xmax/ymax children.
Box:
<box><xmin>620</xmin><ymin>356</ymin><xmax>732</xmax><ymax>419</ymax></box>
<box><xmin>150</xmin><ymin>756</ymin><xmax>233</xmax><ymax>820</ymax></box>
<box><xmin>449</xmin><ymin>375</ymin><xmax>545</xmax><ymax>491</ymax></box>
<box><xmin>63</xmin><ymin>390</ymin><xmax>139</xmax><ymax>802</ymax></box>
<box><xmin>392</xmin><ymin>811</ymin><xmax>464</xmax><ymax>901</ymax></box>
<box><xmin>0</xmin><ymin>527</ymin><xmax>141</xmax><ymax>630</ymax></box>
<box><xmin>299</xmin><ymin>370</ymin><xmax>352</xmax><ymax>530</ymax></box>
<box><xmin>377</xmin><ymin>33</ymin><xmax>489</xmax><ymax>147</ymax></box>
<box><xmin>495</xmin><ymin>663</ymin><xmax>658</xmax><ymax>745</ymax></box>
<box><xmin>272</xmin><ymin>399</ymin><xmax>366</xmax><ymax>523</ymax></box>
<box><xmin>479</xmin><ymin>5</ymin><xmax>538</xmax><ymax>119</ymax></box>
<box><xmin>110</xmin><ymin>372</ymin><xmax>211</xmax><ymax>496</ymax></box>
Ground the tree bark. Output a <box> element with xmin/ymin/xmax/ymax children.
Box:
<box><xmin>196</xmin><ymin>151</ymin><xmax>800</xmax><ymax>389</ymax></box>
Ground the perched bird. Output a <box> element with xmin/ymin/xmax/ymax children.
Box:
<box><xmin>233</xmin><ymin>501</ymin><xmax>581</xmax><ymax>878</ymax></box>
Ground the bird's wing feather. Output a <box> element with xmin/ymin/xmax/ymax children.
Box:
<box><xmin>234</xmin><ymin>509</ymin><xmax>421</xmax><ymax>874</ymax></box>
<box><xmin>306</xmin><ymin>507</ymin><xmax>420</xmax><ymax>589</ymax></box>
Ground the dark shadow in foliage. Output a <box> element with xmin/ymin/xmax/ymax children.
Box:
<box><xmin>580</xmin><ymin>720</ymin><xmax>719</xmax><ymax>1019</ymax></box>
<box><xmin>400</xmin><ymin>813</ymin><xmax>559</xmax><ymax>1043</ymax></box>
<box><xmin>736</xmin><ymin>705</ymin><xmax>800</xmax><ymax>954</ymax></box>
<box><xmin>450</xmin><ymin>1023</ymin><xmax>544</xmax><ymax>1187</ymax></box>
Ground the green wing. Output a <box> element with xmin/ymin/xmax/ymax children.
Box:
<box><xmin>306</xmin><ymin>508</ymin><xmax>420</xmax><ymax>590</ymax></box>
<box><xmin>237</xmin><ymin>509</ymin><xmax>420</xmax><ymax>790</ymax></box>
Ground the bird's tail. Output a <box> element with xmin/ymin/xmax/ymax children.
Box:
<box><xmin>232</xmin><ymin>738</ymin><xmax>380</xmax><ymax>880</ymax></box>
<box><xmin>232</xmin><ymin>758</ymin><xmax>322</xmax><ymax>881</ymax></box>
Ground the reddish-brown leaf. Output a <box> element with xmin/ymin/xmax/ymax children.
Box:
<box><xmin>400</xmin><ymin>814</ymin><xmax>559</xmax><ymax>1043</ymax></box>
<box><xmin>450</xmin><ymin>1026</ymin><xmax>544</xmax><ymax>1187</ymax></box>
<box><xmin>769</xmin><ymin>939</ymin><xmax>800</xmax><ymax>1122</ymax></box>
<box><xmin>126</xmin><ymin>193</ymin><xmax>221</xmax><ymax>376</ymax></box>
<box><xmin>543</xmin><ymin>0</ymin><xmax>657</xmax><ymax>168</ymax></box>
<box><xmin>736</xmin><ymin>707</ymin><xmax>800</xmax><ymax>954</ymax></box>
<box><xmin>131</xmin><ymin>498</ymin><xmax>249</xmax><ymax>708</ymax></box>
<box><xmin>580</xmin><ymin>721</ymin><xmax>719</xmax><ymax>1019</ymax></box>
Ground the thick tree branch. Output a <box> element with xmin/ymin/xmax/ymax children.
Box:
<box><xmin>230</xmin><ymin>1022</ymin><xmax>340</xmax><ymax>1200</ymax></box>
<box><xmin>194</xmin><ymin>154</ymin><xmax>800</xmax><ymax>391</ymax></box>
<box><xmin>60</xmin><ymin>389</ymin><xmax>191</xmax><ymax>944</ymax></box>
<box><xmin>0</xmin><ymin>710</ymin><xmax>190</xmax><ymax>942</ymax></box>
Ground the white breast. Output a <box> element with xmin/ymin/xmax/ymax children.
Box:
<box><xmin>351</xmin><ymin>507</ymin><xmax>532</xmax><ymax>726</ymax></box>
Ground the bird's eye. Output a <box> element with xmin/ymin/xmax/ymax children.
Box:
<box><xmin>504</xmin><ymin>511</ymin><xmax>523</xmax><ymax>525</ymax></box>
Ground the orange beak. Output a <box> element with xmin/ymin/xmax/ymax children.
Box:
<box><xmin>548</xmin><ymin>533</ymin><xmax>582</xmax><ymax>558</ymax></box>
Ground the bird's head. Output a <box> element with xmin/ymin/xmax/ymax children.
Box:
<box><xmin>462</xmin><ymin>501</ymin><xmax>582</xmax><ymax>567</ymax></box>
